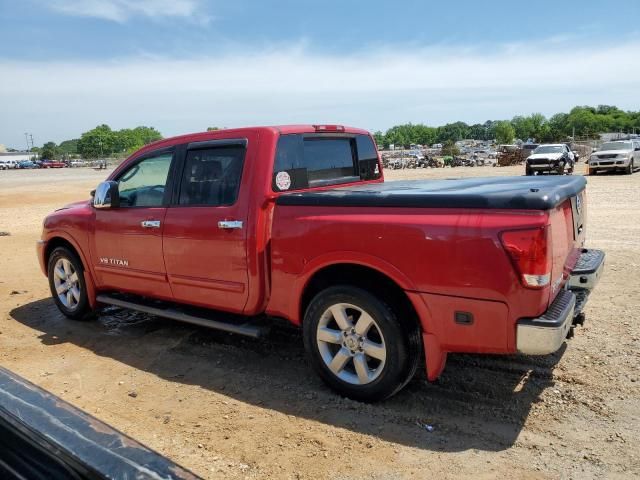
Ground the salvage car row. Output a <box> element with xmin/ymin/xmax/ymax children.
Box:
<box><xmin>0</xmin><ymin>159</ymin><xmax>68</xmax><ymax>169</ymax></box>
<box><xmin>525</xmin><ymin>139</ymin><xmax>640</xmax><ymax>176</ymax></box>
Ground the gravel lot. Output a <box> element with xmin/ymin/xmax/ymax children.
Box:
<box><xmin>0</xmin><ymin>164</ymin><xmax>638</xmax><ymax>479</ymax></box>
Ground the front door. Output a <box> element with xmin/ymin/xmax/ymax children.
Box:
<box><xmin>162</xmin><ymin>138</ymin><xmax>252</xmax><ymax>313</ymax></box>
<box><xmin>92</xmin><ymin>149</ymin><xmax>175</xmax><ymax>299</ymax></box>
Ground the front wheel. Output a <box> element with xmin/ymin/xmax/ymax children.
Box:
<box><xmin>626</xmin><ymin>160</ymin><xmax>633</xmax><ymax>175</ymax></box>
<box><xmin>47</xmin><ymin>247</ymin><xmax>94</xmax><ymax>321</ymax></box>
<box><xmin>303</xmin><ymin>286</ymin><xmax>420</xmax><ymax>402</ymax></box>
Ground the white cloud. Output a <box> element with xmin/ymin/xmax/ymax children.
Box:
<box><xmin>46</xmin><ymin>0</ymin><xmax>204</xmax><ymax>22</ymax></box>
<box><xmin>1</xmin><ymin>39</ymin><xmax>639</xmax><ymax>146</ymax></box>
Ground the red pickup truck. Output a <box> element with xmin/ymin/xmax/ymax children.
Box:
<box><xmin>37</xmin><ymin>125</ymin><xmax>604</xmax><ymax>401</ymax></box>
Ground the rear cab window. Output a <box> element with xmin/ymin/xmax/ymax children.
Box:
<box><xmin>272</xmin><ymin>134</ymin><xmax>380</xmax><ymax>192</ymax></box>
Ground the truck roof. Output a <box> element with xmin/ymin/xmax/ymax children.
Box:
<box><xmin>130</xmin><ymin>125</ymin><xmax>371</xmax><ymax>159</ymax></box>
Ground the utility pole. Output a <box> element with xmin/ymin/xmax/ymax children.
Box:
<box><xmin>24</xmin><ymin>133</ymin><xmax>29</xmax><ymax>152</ymax></box>
<box><xmin>29</xmin><ymin>134</ymin><xmax>34</xmax><ymax>150</ymax></box>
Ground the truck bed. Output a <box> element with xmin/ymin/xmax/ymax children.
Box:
<box><xmin>276</xmin><ymin>176</ymin><xmax>586</xmax><ymax>210</ymax></box>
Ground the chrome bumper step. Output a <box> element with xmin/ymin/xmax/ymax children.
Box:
<box><xmin>569</xmin><ymin>249</ymin><xmax>605</xmax><ymax>290</ymax></box>
<box><xmin>516</xmin><ymin>247</ymin><xmax>604</xmax><ymax>355</ymax></box>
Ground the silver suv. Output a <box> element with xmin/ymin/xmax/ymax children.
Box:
<box><xmin>589</xmin><ymin>140</ymin><xmax>639</xmax><ymax>175</ymax></box>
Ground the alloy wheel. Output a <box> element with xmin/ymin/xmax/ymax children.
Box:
<box><xmin>316</xmin><ymin>303</ymin><xmax>387</xmax><ymax>385</ymax></box>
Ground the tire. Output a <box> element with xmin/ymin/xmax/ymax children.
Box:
<box><xmin>47</xmin><ymin>246</ymin><xmax>94</xmax><ymax>321</ymax></box>
<box><xmin>303</xmin><ymin>285</ymin><xmax>420</xmax><ymax>402</ymax></box>
<box><xmin>525</xmin><ymin>166</ymin><xmax>533</xmax><ymax>176</ymax></box>
<box><xmin>626</xmin><ymin>160</ymin><xmax>633</xmax><ymax>175</ymax></box>
<box><xmin>589</xmin><ymin>168</ymin><xmax>597</xmax><ymax>176</ymax></box>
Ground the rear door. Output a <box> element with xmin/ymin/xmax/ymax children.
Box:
<box><xmin>162</xmin><ymin>136</ymin><xmax>254</xmax><ymax>313</ymax></box>
<box><xmin>92</xmin><ymin>148</ymin><xmax>175</xmax><ymax>299</ymax></box>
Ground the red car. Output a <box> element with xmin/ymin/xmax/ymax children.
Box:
<box><xmin>36</xmin><ymin>125</ymin><xmax>604</xmax><ymax>401</ymax></box>
<box><xmin>41</xmin><ymin>159</ymin><xmax>67</xmax><ymax>168</ymax></box>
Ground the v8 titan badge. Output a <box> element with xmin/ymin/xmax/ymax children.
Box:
<box><xmin>275</xmin><ymin>171</ymin><xmax>292</xmax><ymax>191</ymax></box>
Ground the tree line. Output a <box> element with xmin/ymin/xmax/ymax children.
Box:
<box><xmin>31</xmin><ymin>104</ymin><xmax>640</xmax><ymax>159</ymax></box>
<box><xmin>374</xmin><ymin>105</ymin><xmax>640</xmax><ymax>148</ymax></box>
<box><xmin>35</xmin><ymin>124</ymin><xmax>163</xmax><ymax>159</ymax></box>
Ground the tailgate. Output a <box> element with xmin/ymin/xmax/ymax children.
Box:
<box><xmin>548</xmin><ymin>188</ymin><xmax>586</xmax><ymax>306</ymax></box>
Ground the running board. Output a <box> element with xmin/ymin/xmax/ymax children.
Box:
<box><xmin>96</xmin><ymin>294</ymin><xmax>268</xmax><ymax>338</ymax></box>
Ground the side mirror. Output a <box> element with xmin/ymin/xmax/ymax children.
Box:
<box><xmin>93</xmin><ymin>181</ymin><xmax>120</xmax><ymax>209</ymax></box>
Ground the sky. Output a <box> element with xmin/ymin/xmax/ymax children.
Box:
<box><xmin>1</xmin><ymin>0</ymin><xmax>639</xmax><ymax>149</ymax></box>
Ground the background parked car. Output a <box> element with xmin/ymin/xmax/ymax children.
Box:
<box><xmin>17</xmin><ymin>160</ymin><xmax>38</xmax><ymax>169</ymax></box>
<box><xmin>40</xmin><ymin>159</ymin><xmax>67</xmax><ymax>168</ymax></box>
<box><xmin>1</xmin><ymin>159</ymin><xmax>20</xmax><ymax>169</ymax></box>
<box><xmin>589</xmin><ymin>140</ymin><xmax>639</xmax><ymax>175</ymax></box>
<box><xmin>525</xmin><ymin>144</ymin><xmax>574</xmax><ymax>175</ymax></box>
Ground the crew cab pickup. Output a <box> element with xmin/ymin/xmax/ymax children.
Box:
<box><xmin>37</xmin><ymin>125</ymin><xmax>604</xmax><ymax>401</ymax></box>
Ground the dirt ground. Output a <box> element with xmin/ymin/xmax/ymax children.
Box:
<box><xmin>0</xmin><ymin>163</ymin><xmax>638</xmax><ymax>479</ymax></box>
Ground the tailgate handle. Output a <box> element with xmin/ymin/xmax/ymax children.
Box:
<box><xmin>218</xmin><ymin>220</ymin><xmax>243</xmax><ymax>230</ymax></box>
<box><xmin>141</xmin><ymin>220</ymin><xmax>161</xmax><ymax>229</ymax></box>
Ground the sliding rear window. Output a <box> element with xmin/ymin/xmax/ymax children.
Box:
<box><xmin>272</xmin><ymin>134</ymin><xmax>380</xmax><ymax>191</ymax></box>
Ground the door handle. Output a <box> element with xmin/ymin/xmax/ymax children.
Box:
<box><xmin>141</xmin><ymin>220</ymin><xmax>161</xmax><ymax>228</ymax></box>
<box><xmin>218</xmin><ymin>220</ymin><xmax>243</xmax><ymax>230</ymax></box>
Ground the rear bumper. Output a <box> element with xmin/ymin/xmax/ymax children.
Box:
<box><xmin>516</xmin><ymin>248</ymin><xmax>605</xmax><ymax>355</ymax></box>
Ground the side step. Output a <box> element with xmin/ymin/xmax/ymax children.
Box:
<box><xmin>96</xmin><ymin>294</ymin><xmax>269</xmax><ymax>338</ymax></box>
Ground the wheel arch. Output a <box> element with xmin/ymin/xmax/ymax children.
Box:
<box><xmin>299</xmin><ymin>262</ymin><xmax>424</xmax><ymax>339</ymax></box>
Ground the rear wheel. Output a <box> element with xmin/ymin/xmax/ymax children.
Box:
<box><xmin>47</xmin><ymin>247</ymin><xmax>94</xmax><ymax>321</ymax></box>
<box><xmin>303</xmin><ymin>286</ymin><xmax>420</xmax><ymax>402</ymax></box>
<box><xmin>525</xmin><ymin>166</ymin><xmax>533</xmax><ymax>176</ymax></box>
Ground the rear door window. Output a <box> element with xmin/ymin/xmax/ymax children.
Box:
<box><xmin>273</xmin><ymin>134</ymin><xmax>380</xmax><ymax>191</ymax></box>
<box><xmin>178</xmin><ymin>146</ymin><xmax>245</xmax><ymax>206</ymax></box>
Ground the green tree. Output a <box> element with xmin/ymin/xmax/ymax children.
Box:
<box><xmin>58</xmin><ymin>139</ymin><xmax>79</xmax><ymax>156</ymax></box>
<box><xmin>77</xmin><ymin>125</ymin><xmax>162</xmax><ymax>158</ymax></box>
<box><xmin>131</xmin><ymin>126</ymin><xmax>162</xmax><ymax>145</ymax></box>
<box><xmin>40</xmin><ymin>142</ymin><xmax>59</xmax><ymax>160</ymax></box>
<box><xmin>77</xmin><ymin>124</ymin><xmax>115</xmax><ymax>158</ymax></box>
<box><xmin>207</xmin><ymin>126</ymin><xmax>220</xmax><ymax>131</ymax></box>
<box><xmin>436</xmin><ymin>122</ymin><xmax>470</xmax><ymax>143</ymax></box>
<box><xmin>372</xmin><ymin>131</ymin><xmax>385</xmax><ymax>148</ymax></box>
<box><xmin>546</xmin><ymin>113</ymin><xmax>569</xmax><ymax>141</ymax></box>
<box><xmin>495</xmin><ymin>121</ymin><xmax>515</xmax><ymax>144</ymax></box>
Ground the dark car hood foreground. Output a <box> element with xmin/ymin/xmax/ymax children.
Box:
<box><xmin>0</xmin><ymin>366</ymin><xmax>199</xmax><ymax>480</ymax></box>
<box><xmin>276</xmin><ymin>176</ymin><xmax>587</xmax><ymax>210</ymax></box>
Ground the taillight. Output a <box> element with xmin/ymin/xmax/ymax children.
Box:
<box><xmin>500</xmin><ymin>226</ymin><xmax>552</xmax><ymax>289</ymax></box>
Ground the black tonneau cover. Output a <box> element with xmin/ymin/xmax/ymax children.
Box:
<box><xmin>276</xmin><ymin>176</ymin><xmax>587</xmax><ymax>210</ymax></box>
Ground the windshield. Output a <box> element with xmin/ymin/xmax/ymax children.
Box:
<box><xmin>599</xmin><ymin>142</ymin><xmax>632</xmax><ymax>151</ymax></box>
<box><xmin>533</xmin><ymin>145</ymin><xmax>563</xmax><ymax>154</ymax></box>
